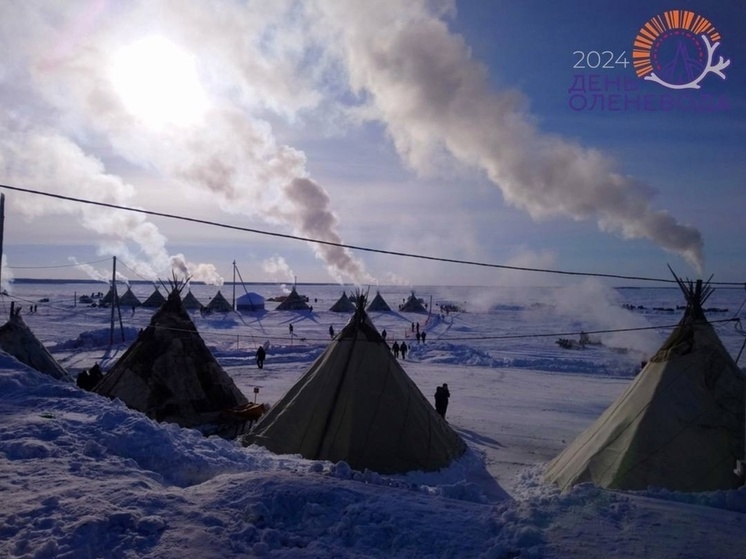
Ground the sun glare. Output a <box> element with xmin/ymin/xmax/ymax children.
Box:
<box><xmin>110</xmin><ymin>37</ymin><xmax>208</xmax><ymax>128</ymax></box>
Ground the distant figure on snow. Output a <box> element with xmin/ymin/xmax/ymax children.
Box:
<box><xmin>434</xmin><ymin>383</ymin><xmax>450</xmax><ymax>419</ymax></box>
<box><xmin>256</xmin><ymin>345</ymin><xmax>266</xmax><ymax>369</ymax></box>
<box><xmin>381</xmin><ymin>329</ymin><xmax>387</xmax><ymax>341</ymax></box>
<box><xmin>416</xmin><ymin>331</ymin><xmax>421</xmax><ymax>343</ymax></box>
<box><xmin>400</xmin><ymin>341</ymin><xmax>408</xmax><ymax>360</ymax></box>
<box><xmin>392</xmin><ymin>341</ymin><xmax>400</xmax><ymax>358</ymax></box>
<box><xmin>421</xmin><ymin>331</ymin><xmax>427</xmax><ymax>343</ymax></box>
<box><xmin>329</xmin><ymin>325</ymin><xmax>335</xmax><ymax>339</ymax></box>
<box><xmin>288</xmin><ymin>323</ymin><xmax>294</xmax><ymax>335</ymax></box>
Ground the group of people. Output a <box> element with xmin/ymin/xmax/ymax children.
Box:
<box><xmin>391</xmin><ymin>340</ymin><xmax>408</xmax><ymax>359</ymax></box>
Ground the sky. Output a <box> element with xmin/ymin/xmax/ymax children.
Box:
<box><xmin>0</xmin><ymin>0</ymin><xmax>744</xmax><ymax>287</ymax></box>
<box><xmin>2</xmin><ymin>283</ymin><xmax>746</xmax><ymax>557</ymax></box>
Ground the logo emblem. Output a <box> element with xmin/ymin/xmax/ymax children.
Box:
<box><xmin>633</xmin><ymin>10</ymin><xmax>730</xmax><ymax>90</ymax></box>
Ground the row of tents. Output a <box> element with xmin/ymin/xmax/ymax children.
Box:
<box><xmin>1</xmin><ymin>277</ymin><xmax>744</xmax><ymax>491</ymax></box>
<box><xmin>99</xmin><ymin>286</ymin><xmax>430</xmax><ymax>314</ymax></box>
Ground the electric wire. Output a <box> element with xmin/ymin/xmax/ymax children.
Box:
<box><xmin>2</xmin><ymin>183</ymin><xmax>744</xmax><ymax>286</ymax></box>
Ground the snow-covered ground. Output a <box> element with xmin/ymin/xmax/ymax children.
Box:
<box><xmin>2</xmin><ymin>279</ymin><xmax>746</xmax><ymax>558</ymax></box>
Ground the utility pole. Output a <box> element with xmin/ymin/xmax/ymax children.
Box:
<box><xmin>109</xmin><ymin>256</ymin><xmax>118</xmax><ymax>345</ymax></box>
<box><xmin>0</xmin><ymin>193</ymin><xmax>5</xmax><ymax>290</ymax></box>
<box><xmin>232</xmin><ymin>259</ymin><xmax>236</xmax><ymax>311</ymax></box>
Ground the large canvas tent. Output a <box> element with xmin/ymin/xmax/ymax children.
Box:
<box><xmin>94</xmin><ymin>288</ymin><xmax>248</xmax><ymax>428</ymax></box>
<box><xmin>275</xmin><ymin>286</ymin><xmax>309</xmax><ymax>311</ymax></box>
<box><xmin>329</xmin><ymin>291</ymin><xmax>356</xmax><ymax>312</ymax></box>
<box><xmin>236</xmin><ymin>292</ymin><xmax>265</xmax><ymax>311</ymax></box>
<box><xmin>545</xmin><ymin>277</ymin><xmax>745</xmax><ymax>492</ymax></box>
<box><xmin>400</xmin><ymin>292</ymin><xmax>427</xmax><ymax>313</ymax></box>
<box><xmin>0</xmin><ymin>311</ymin><xmax>72</xmax><ymax>382</ymax></box>
<box><xmin>243</xmin><ymin>295</ymin><xmax>466</xmax><ymax>474</ymax></box>
<box><xmin>118</xmin><ymin>287</ymin><xmax>142</xmax><ymax>308</ymax></box>
<box><xmin>366</xmin><ymin>291</ymin><xmax>391</xmax><ymax>312</ymax></box>
<box><xmin>141</xmin><ymin>288</ymin><xmax>167</xmax><ymax>308</ymax></box>
<box><xmin>205</xmin><ymin>290</ymin><xmax>233</xmax><ymax>313</ymax></box>
<box><xmin>181</xmin><ymin>290</ymin><xmax>203</xmax><ymax>311</ymax></box>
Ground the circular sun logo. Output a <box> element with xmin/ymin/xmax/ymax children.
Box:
<box><xmin>633</xmin><ymin>10</ymin><xmax>730</xmax><ymax>90</ymax></box>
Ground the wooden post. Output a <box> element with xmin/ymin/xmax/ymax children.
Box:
<box><xmin>0</xmin><ymin>193</ymin><xmax>4</xmax><ymax>290</ymax></box>
<box><xmin>232</xmin><ymin>260</ymin><xmax>236</xmax><ymax>311</ymax></box>
<box><xmin>109</xmin><ymin>256</ymin><xmax>118</xmax><ymax>345</ymax></box>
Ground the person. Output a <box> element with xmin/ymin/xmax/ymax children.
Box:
<box><xmin>421</xmin><ymin>331</ymin><xmax>427</xmax><ymax>343</ymax></box>
<box><xmin>392</xmin><ymin>340</ymin><xmax>400</xmax><ymax>358</ymax></box>
<box><xmin>288</xmin><ymin>323</ymin><xmax>294</xmax><ymax>335</ymax></box>
<box><xmin>400</xmin><ymin>341</ymin><xmax>408</xmax><ymax>360</ymax></box>
<box><xmin>256</xmin><ymin>345</ymin><xmax>266</xmax><ymax>369</ymax></box>
<box><xmin>329</xmin><ymin>325</ymin><xmax>335</xmax><ymax>339</ymax></box>
<box><xmin>381</xmin><ymin>329</ymin><xmax>387</xmax><ymax>341</ymax></box>
<box><xmin>416</xmin><ymin>331</ymin><xmax>421</xmax><ymax>343</ymax></box>
<box><xmin>434</xmin><ymin>383</ymin><xmax>450</xmax><ymax>419</ymax></box>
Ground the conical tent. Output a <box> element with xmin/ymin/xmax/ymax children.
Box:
<box><xmin>181</xmin><ymin>290</ymin><xmax>203</xmax><ymax>311</ymax></box>
<box><xmin>236</xmin><ymin>292</ymin><xmax>265</xmax><ymax>311</ymax></box>
<box><xmin>206</xmin><ymin>290</ymin><xmax>233</xmax><ymax>312</ymax></box>
<box><xmin>94</xmin><ymin>288</ymin><xmax>248</xmax><ymax>428</ymax></box>
<box><xmin>275</xmin><ymin>286</ymin><xmax>309</xmax><ymax>310</ymax></box>
<box><xmin>329</xmin><ymin>291</ymin><xmax>356</xmax><ymax>312</ymax></box>
<box><xmin>0</xmin><ymin>312</ymin><xmax>72</xmax><ymax>382</ymax></box>
<box><xmin>118</xmin><ymin>287</ymin><xmax>142</xmax><ymax>308</ymax></box>
<box><xmin>141</xmin><ymin>288</ymin><xmax>167</xmax><ymax>308</ymax></box>
<box><xmin>400</xmin><ymin>292</ymin><xmax>427</xmax><ymax>313</ymax></box>
<box><xmin>243</xmin><ymin>296</ymin><xmax>466</xmax><ymax>474</ymax></box>
<box><xmin>366</xmin><ymin>291</ymin><xmax>391</xmax><ymax>312</ymax></box>
<box><xmin>101</xmin><ymin>285</ymin><xmax>116</xmax><ymax>306</ymax></box>
<box><xmin>545</xmin><ymin>277</ymin><xmax>745</xmax><ymax>492</ymax></box>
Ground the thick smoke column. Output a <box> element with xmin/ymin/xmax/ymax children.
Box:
<box><xmin>315</xmin><ymin>0</ymin><xmax>704</xmax><ymax>269</ymax></box>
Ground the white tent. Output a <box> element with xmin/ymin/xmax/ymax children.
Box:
<box><xmin>236</xmin><ymin>292</ymin><xmax>265</xmax><ymax>311</ymax></box>
<box><xmin>545</xmin><ymin>277</ymin><xmax>745</xmax><ymax>492</ymax></box>
<box><xmin>243</xmin><ymin>295</ymin><xmax>466</xmax><ymax>473</ymax></box>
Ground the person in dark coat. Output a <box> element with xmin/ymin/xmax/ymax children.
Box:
<box><xmin>400</xmin><ymin>341</ymin><xmax>408</xmax><ymax>360</ymax></box>
<box><xmin>421</xmin><ymin>331</ymin><xmax>427</xmax><ymax>343</ymax></box>
<box><xmin>392</xmin><ymin>341</ymin><xmax>400</xmax><ymax>358</ymax></box>
<box><xmin>434</xmin><ymin>383</ymin><xmax>450</xmax><ymax>418</ymax></box>
<box><xmin>381</xmin><ymin>329</ymin><xmax>387</xmax><ymax>341</ymax></box>
<box><xmin>329</xmin><ymin>325</ymin><xmax>335</xmax><ymax>339</ymax></box>
<box><xmin>256</xmin><ymin>345</ymin><xmax>266</xmax><ymax>369</ymax></box>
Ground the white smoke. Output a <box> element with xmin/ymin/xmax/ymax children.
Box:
<box><xmin>312</xmin><ymin>0</ymin><xmax>704</xmax><ymax>270</ymax></box>
<box><xmin>0</xmin><ymin>1</ymin><xmax>704</xmax><ymax>286</ymax></box>
<box><xmin>1</xmin><ymin>255</ymin><xmax>14</xmax><ymax>293</ymax></box>
<box><xmin>0</xmin><ymin>2</ymin><xmax>373</xmax><ymax>285</ymax></box>
<box><xmin>262</xmin><ymin>256</ymin><xmax>296</xmax><ymax>283</ymax></box>
<box><xmin>68</xmin><ymin>257</ymin><xmax>128</xmax><ymax>284</ymax></box>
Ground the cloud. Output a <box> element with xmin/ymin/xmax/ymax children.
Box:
<box><xmin>312</xmin><ymin>0</ymin><xmax>704</xmax><ymax>270</ymax></box>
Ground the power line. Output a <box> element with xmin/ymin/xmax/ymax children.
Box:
<box><xmin>1</xmin><ymin>183</ymin><xmax>744</xmax><ymax>286</ymax></box>
<box><xmin>8</xmin><ymin>257</ymin><xmax>111</xmax><ymax>269</ymax></box>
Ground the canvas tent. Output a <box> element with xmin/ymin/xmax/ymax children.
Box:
<box><xmin>0</xmin><ymin>311</ymin><xmax>72</xmax><ymax>382</ymax></box>
<box><xmin>366</xmin><ymin>291</ymin><xmax>392</xmax><ymax>312</ymax></box>
<box><xmin>94</xmin><ymin>288</ymin><xmax>248</xmax><ymax>428</ymax></box>
<box><xmin>181</xmin><ymin>290</ymin><xmax>203</xmax><ymax>311</ymax></box>
<box><xmin>236</xmin><ymin>292</ymin><xmax>265</xmax><ymax>311</ymax></box>
<box><xmin>275</xmin><ymin>286</ymin><xmax>310</xmax><ymax>311</ymax></box>
<box><xmin>243</xmin><ymin>295</ymin><xmax>466</xmax><ymax>474</ymax></box>
<box><xmin>400</xmin><ymin>292</ymin><xmax>427</xmax><ymax>313</ymax></box>
<box><xmin>544</xmin><ymin>277</ymin><xmax>745</xmax><ymax>492</ymax></box>
<box><xmin>329</xmin><ymin>291</ymin><xmax>356</xmax><ymax>313</ymax></box>
<box><xmin>118</xmin><ymin>287</ymin><xmax>142</xmax><ymax>308</ymax></box>
<box><xmin>141</xmin><ymin>288</ymin><xmax>167</xmax><ymax>308</ymax></box>
<box><xmin>206</xmin><ymin>290</ymin><xmax>233</xmax><ymax>313</ymax></box>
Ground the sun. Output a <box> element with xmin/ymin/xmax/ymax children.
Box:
<box><xmin>110</xmin><ymin>37</ymin><xmax>208</xmax><ymax>128</ymax></box>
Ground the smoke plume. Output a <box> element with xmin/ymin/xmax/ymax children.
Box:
<box><xmin>314</xmin><ymin>0</ymin><xmax>704</xmax><ymax>269</ymax></box>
